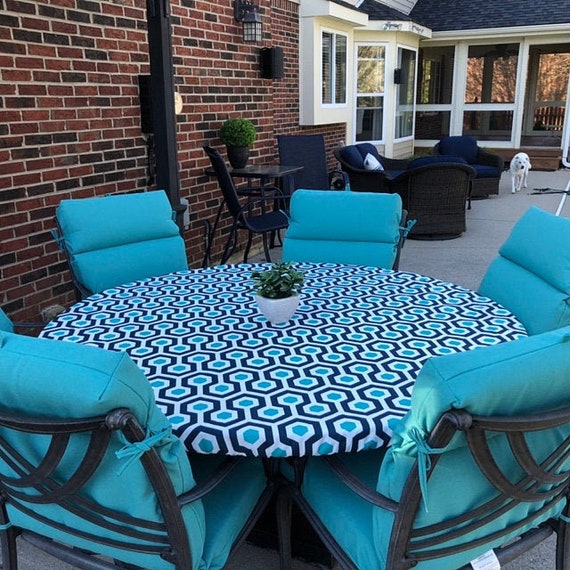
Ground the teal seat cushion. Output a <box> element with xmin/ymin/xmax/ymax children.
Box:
<box><xmin>479</xmin><ymin>206</ymin><xmax>570</xmax><ymax>334</ymax></box>
<box><xmin>282</xmin><ymin>190</ymin><xmax>403</xmax><ymax>268</ymax></box>
<box><xmin>376</xmin><ymin>326</ymin><xmax>570</xmax><ymax>569</ymax></box>
<box><xmin>56</xmin><ymin>191</ymin><xmax>188</xmax><ymax>293</ymax></box>
<box><xmin>0</xmin><ymin>308</ymin><xmax>14</xmax><ymax>333</ymax></box>
<box><xmin>0</xmin><ymin>331</ymin><xmax>205</xmax><ymax>569</ymax></box>
<box><xmin>301</xmin><ymin>450</ymin><xmax>386</xmax><ymax>570</ymax></box>
<box><xmin>194</xmin><ymin>454</ymin><xmax>268</xmax><ymax>570</ymax></box>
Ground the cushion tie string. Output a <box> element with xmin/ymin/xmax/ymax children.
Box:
<box><xmin>0</xmin><ymin>521</ymin><xmax>12</xmax><ymax>530</ymax></box>
<box><xmin>560</xmin><ymin>513</ymin><xmax>570</xmax><ymax>523</ymax></box>
<box><xmin>50</xmin><ymin>230</ymin><xmax>65</xmax><ymax>252</ymax></box>
<box><xmin>408</xmin><ymin>427</ymin><xmax>448</xmax><ymax>512</ymax></box>
<box><xmin>115</xmin><ymin>428</ymin><xmax>173</xmax><ymax>475</ymax></box>
<box><xmin>401</xmin><ymin>219</ymin><xmax>417</xmax><ymax>238</ymax></box>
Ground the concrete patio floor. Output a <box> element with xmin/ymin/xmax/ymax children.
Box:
<box><xmin>8</xmin><ymin>167</ymin><xmax>570</xmax><ymax>569</ymax></box>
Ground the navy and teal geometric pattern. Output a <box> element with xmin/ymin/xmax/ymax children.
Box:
<box><xmin>41</xmin><ymin>263</ymin><xmax>526</xmax><ymax>457</ymax></box>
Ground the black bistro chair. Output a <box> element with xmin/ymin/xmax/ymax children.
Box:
<box><xmin>203</xmin><ymin>146</ymin><xmax>290</xmax><ymax>266</ymax></box>
<box><xmin>277</xmin><ymin>134</ymin><xmax>348</xmax><ymax>193</ymax></box>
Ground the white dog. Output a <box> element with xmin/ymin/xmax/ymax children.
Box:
<box><xmin>510</xmin><ymin>152</ymin><xmax>531</xmax><ymax>193</ymax></box>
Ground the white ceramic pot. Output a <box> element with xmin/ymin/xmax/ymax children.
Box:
<box><xmin>255</xmin><ymin>294</ymin><xmax>300</xmax><ymax>325</ymax></box>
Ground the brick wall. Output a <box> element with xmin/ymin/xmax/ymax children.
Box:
<box><xmin>0</xmin><ymin>0</ymin><xmax>346</xmax><ymax>324</ymax></box>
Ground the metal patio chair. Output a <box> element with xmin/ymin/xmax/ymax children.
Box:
<box><xmin>277</xmin><ymin>325</ymin><xmax>570</xmax><ymax>570</ymax></box>
<box><xmin>0</xmin><ymin>331</ymin><xmax>274</xmax><ymax>570</ymax></box>
<box><xmin>277</xmin><ymin>134</ymin><xmax>348</xmax><ymax>193</ymax></box>
<box><xmin>203</xmin><ymin>145</ymin><xmax>290</xmax><ymax>265</ymax></box>
<box><xmin>281</xmin><ymin>189</ymin><xmax>414</xmax><ymax>270</ymax></box>
<box><xmin>53</xmin><ymin>190</ymin><xmax>188</xmax><ymax>300</ymax></box>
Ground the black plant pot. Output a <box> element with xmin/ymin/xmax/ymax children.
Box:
<box><xmin>226</xmin><ymin>145</ymin><xmax>250</xmax><ymax>169</ymax></box>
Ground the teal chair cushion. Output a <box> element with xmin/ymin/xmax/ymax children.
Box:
<box><xmin>0</xmin><ymin>331</ymin><xmax>205</xmax><ymax>569</ymax></box>
<box><xmin>301</xmin><ymin>450</ymin><xmax>387</xmax><ymax>570</ymax></box>
<box><xmin>479</xmin><ymin>206</ymin><xmax>570</xmax><ymax>334</ymax></box>
<box><xmin>377</xmin><ymin>326</ymin><xmax>570</xmax><ymax>569</ymax></box>
<box><xmin>0</xmin><ymin>308</ymin><xmax>14</xmax><ymax>333</ymax></box>
<box><xmin>194</xmin><ymin>454</ymin><xmax>269</xmax><ymax>569</ymax></box>
<box><xmin>56</xmin><ymin>191</ymin><xmax>188</xmax><ymax>294</ymax></box>
<box><xmin>282</xmin><ymin>190</ymin><xmax>403</xmax><ymax>268</ymax></box>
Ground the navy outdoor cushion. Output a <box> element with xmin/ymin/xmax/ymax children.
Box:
<box><xmin>339</xmin><ymin>145</ymin><xmax>365</xmax><ymax>169</ymax></box>
<box><xmin>408</xmin><ymin>155</ymin><xmax>468</xmax><ymax>169</ymax></box>
<box><xmin>339</xmin><ymin>144</ymin><xmax>384</xmax><ymax>170</ymax></box>
<box><xmin>355</xmin><ymin>143</ymin><xmax>382</xmax><ymax>162</ymax></box>
<box><xmin>471</xmin><ymin>164</ymin><xmax>501</xmax><ymax>178</ymax></box>
<box><xmin>438</xmin><ymin>136</ymin><xmax>479</xmax><ymax>164</ymax></box>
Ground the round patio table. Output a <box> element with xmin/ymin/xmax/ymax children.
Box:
<box><xmin>40</xmin><ymin>262</ymin><xmax>526</xmax><ymax>458</ymax></box>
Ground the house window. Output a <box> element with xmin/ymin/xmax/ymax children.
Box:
<box><xmin>466</xmin><ymin>44</ymin><xmax>519</xmax><ymax>104</ymax></box>
<box><xmin>417</xmin><ymin>46</ymin><xmax>454</xmax><ymax>105</ymax></box>
<box><xmin>395</xmin><ymin>47</ymin><xmax>416</xmax><ymax>140</ymax></box>
<box><xmin>464</xmin><ymin>43</ymin><xmax>519</xmax><ymax>140</ymax></box>
<box><xmin>356</xmin><ymin>44</ymin><xmax>385</xmax><ymax>142</ymax></box>
<box><xmin>415</xmin><ymin>46</ymin><xmax>454</xmax><ymax>140</ymax></box>
<box><xmin>322</xmin><ymin>31</ymin><xmax>347</xmax><ymax>105</ymax></box>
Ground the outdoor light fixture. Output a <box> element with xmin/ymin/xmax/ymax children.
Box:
<box><xmin>234</xmin><ymin>0</ymin><xmax>262</xmax><ymax>42</ymax></box>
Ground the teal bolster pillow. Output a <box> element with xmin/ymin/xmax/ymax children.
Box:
<box><xmin>57</xmin><ymin>191</ymin><xmax>188</xmax><ymax>293</ymax></box>
<box><xmin>497</xmin><ymin>206</ymin><xmax>570</xmax><ymax>292</ymax></box>
<box><xmin>375</xmin><ymin>327</ymin><xmax>570</xmax><ymax>569</ymax></box>
<box><xmin>57</xmin><ymin>191</ymin><xmax>181</xmax><ymax>253</ymax></box>
<box><xmin>479</xmin><ymin>256</ymin><xmax>570</xmax><ymax>335</ymax></box>
<box><xmin>0</xmin><ymin>332</ymin><xmax>205</xmax><ymax>569</ymax></box>
<box><xmin>479</xmin><ymin>207</ymin><xmax>570</xmax><ymax>334</ymax></box>
<box><xmin>70</xmin><ymin>236</ymin><xmax>189</xmax><ymax>293</ymax></box>
<box><xmin>286</xmin><ymin>190</ymin><xmax>402</xmax><ymax>241</ymax></box>
<box><xmin>283</xmin><ymin>190</ymin><xmax>403</xmax><ymax>267</ymax></box>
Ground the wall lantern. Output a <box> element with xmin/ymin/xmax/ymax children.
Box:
<box><xmin>393</xmin><ymin>68</ymin><xmax>403</xmax><ymax>84</ymax></box>
<box><xmin>234</xmin><ymin>0</ymin><xmax>263</xmax><ymax>43</ymax></box>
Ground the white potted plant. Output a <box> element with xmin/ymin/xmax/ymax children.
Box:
<box><xmin>251</xmin><ymin>261</ymin><xmax>304</xmax><ymax>325</ymax></box>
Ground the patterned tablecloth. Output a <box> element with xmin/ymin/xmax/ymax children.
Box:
<box><xmin>41</xmin><ymin>263</ymin><xmax>526</xmax><ymax>458</ymax></box>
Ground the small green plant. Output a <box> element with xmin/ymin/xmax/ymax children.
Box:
<box><xmin>251</xmin><ymin>261</ymin><xmax>304</xmax><ymax>299</ymax></box>
<box><xmin>219</xmin><ymin>118</ymin><xmax>257</xmax><ymax>147</ymax></box>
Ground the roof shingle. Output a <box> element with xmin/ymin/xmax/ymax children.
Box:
<box><xmin>409</xmin><ymin>0</ymin><xmax>570</xmax><ymax>31</ymax></box>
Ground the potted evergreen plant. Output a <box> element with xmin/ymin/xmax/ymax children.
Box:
<box><xmin>251</xmin><ymin>261</ymin><xmax>304</xmax><ymax>325</ymax></box>
<box><xmin>219</xmin><ymin>117</ymin><xmax>257</xmax><ymax>169</ymax></box>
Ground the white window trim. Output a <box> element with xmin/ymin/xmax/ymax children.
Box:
<box><xmin>394</xmin><ymin>45</ymin><xmax>418</xmax><ymax>143</ymax></box>
<box><xmin>354</xmin><ymin>41</ymin><xmax>388</xmax><ymax>145</ymax></box>
<box><xmin>321</xmin><ymin>28</ymin><xmax>349</xmax><ymax>108</ymax></box>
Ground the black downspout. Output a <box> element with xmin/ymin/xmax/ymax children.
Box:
<box><xmin>146</xmin><ymin>0</ymin><xmax>186</xmax><ymax>233</ymax></box>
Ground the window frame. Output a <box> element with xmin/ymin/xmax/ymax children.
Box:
<box><xmin>321</xmin><ymin>29</ymin><xmax>348</xmax><ymax>107</ymax></box>
<box><xmin>354</xmin><ymin>42</ymin><xmax>387</xmax><ymax>144</ymax></box>
<box><xmin>395</xmin><ymin>45</ymin><xmax>417</xmax><ymax>142</ymax></box>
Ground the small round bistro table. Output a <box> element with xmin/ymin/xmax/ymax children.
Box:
<box><xmin>40</xmin><ymin>262</ymin><xmax>526</xmax><ymax>458</ymax></box>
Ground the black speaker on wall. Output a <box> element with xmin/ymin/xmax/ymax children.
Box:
<box><xmin>138</xmin><ymin>74</ymin><xmax>153</xmax><ymax>134</ymax></box>
<box><xmin>260</xmin><ymin>47</ymin><xmax>284</xmax><ymax>79</ymax></box>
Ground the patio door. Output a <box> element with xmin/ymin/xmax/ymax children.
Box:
<box><xmin>522</xmin><ymin>44</ymin><xmax>570</xmax><ymax>147</ymax></box>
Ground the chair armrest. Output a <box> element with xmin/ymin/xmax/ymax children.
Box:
<box><xmin>178</xmin><ymin>457</ymin><xmax>243</xmax><ymax>505</ymax></box>
<box><xmin>477</xmin><ymin>149</ymin><xmax>505</xmax><ymax>171</ymax></box>
<box><xmin>322</xmin><ymin>455</ymin><xmax>398</xmax><ymax>513</ymax></box>
<box><xmin>380</xmin><ymin>157</ymin><xmax>410</xmax><ymax>170</ymax></box>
